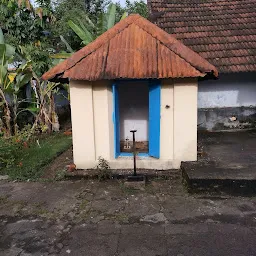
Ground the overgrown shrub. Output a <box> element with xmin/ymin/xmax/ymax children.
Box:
<box><xmin>0</xmin><ymin>138</ymin><xmax>19</xmax><ymax>171</ymax></box>
<box><xmin>96</xmin><ymin>156</ymin><xmax>112</xmax><ymax>181</ymax></box>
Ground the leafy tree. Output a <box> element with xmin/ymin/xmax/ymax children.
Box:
<box><xmin>0</xmin><ymin>0</ymin><xmax>56</xmax><ymax>77</ymax></box>
<box><xmin>19</xmin><ymin>43</ymin><xmax>54</xmax><ymax>77</ymax></box>
<box><xmin>116</xmin><ymin>0</ymin><xmax>148</xmax><ymax>21</ymax></box>
<box><xmin>51</xmin><ymin>0</ymin><xmax>88</xmax><ymax>50</ymax></box>
<box><xmin>84</xmin><ymin>0</ymin><xmax>110</xmax><ymax>23</ymax></box>
<box><xmin>50</xmin><ymin>2</ymin><xmax>127</xmax><ymax>61</ymax></box>
<box><xmin>67</xmin><ymin>3</ymin><xmax>124</xmax><ymax>46</ymax></box>
<box><xmin>52</xmin><ymin>0</ymin><xmax>110</xmax><ymax>51</ymax></box>
<box><xmin>125</xmin><ymin>0</ymin><xmax>148</xmax><ymax>18</ymax></box>
<box><xmin>51</xmin><ymin>0</ymin><xmax>147</xmax><ymax>53</ymax></box>
<box><xmin>0</xmin><ymin>28</ymin><xmax>15</xmax><ymax>136</ymax></box>
<box><xmin>0</xmin><ymin>28</ymin><xmax>34</xmax><ymax>136</ymax></box>
<box><xmin>0</xmin><ymin>0</ymin><xmax>54</xmax><ymax>47</ymax></box>
<box><xmin>0</xmin><ymin>26</ymin><xmax>62</xmax><ymax>137</ymax></box>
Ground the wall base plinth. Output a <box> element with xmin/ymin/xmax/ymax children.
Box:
<box><xmin>75</xmin><ymin>157</ymin><xmax>181</xmax><ymax>170</ymax></box>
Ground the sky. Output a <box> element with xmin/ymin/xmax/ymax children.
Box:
<box><xmin>31</xmin><ymin>0</ymin><xmax>145</xmax><ymax>7</ymax></box>
<box><xmin>114</xmin><ymin>0</ymin><xmax>137</xmax><ymax>6</ymax></box>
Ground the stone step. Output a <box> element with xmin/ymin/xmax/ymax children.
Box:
<box><xmin>181</xmin><ymin>161</ymin><xmax>256</xmax><ymax>195</ymax></box>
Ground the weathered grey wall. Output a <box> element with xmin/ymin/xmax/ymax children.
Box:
<box><xmin>198</xmin><ymin>72</ymin><xmax>256</xmax><ymax>130</ymax></box>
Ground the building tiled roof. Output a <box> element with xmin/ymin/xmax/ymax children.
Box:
<box><xmin>148</xmin><ymin>0</ymin><xmax>256</xmax><ymax>73</ymax></box>
<box><xmin>42</xmin><ymin>14</ymin><xmax>217</xmax><ymax>81</ymax></box>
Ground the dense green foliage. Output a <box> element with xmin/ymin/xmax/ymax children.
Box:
<box><xmin>0</xmin><ymin>0</ymin><xmax>56</xmax><ymax>77</ymax></box>
<box><xmin>1</xmin><ymin>0</ymin><xmax>148</xmax><ymax>75</ymax></box>
<box><xmin>0</xmin><ymin>0</ymin><xmax>54</xmax><ymax>46</ymax></box>
<box><xmin>65</xmin><ymin>3</ymin><xmax>123</xmax><ymax>49</ymax></box>
<box><xmin>0</xmin><ymin>132</ymin><xmax>72</xmax><ymax>180</ymax></box>
<box><xmin>116</xmin><ymin>0</ymin><xmax>148</xmax><ymax>21</ymax></box>
<box><xmin>0</xmin><ymin>0</ymin><xmax>148</xmax><ymax>180</ymax></box>
<box><xmin>51</xmin><ymin>0</ymin><xmax>90</xmax><ymax>50</ymax></box>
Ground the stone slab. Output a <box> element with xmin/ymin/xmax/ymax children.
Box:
<box><xmin>182</xmin><ymin>131</ymin><xmax>256</xmax><ymax>193</ymax></box>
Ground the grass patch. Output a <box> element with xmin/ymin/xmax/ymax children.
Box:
<box><xmin>0</xmin><ymin>133</ymin><xmax>72</xmax><ymax>181</ymax></box>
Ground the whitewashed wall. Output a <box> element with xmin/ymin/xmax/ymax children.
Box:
<box><xmin>198</xmin><ymin>72</ymin><xmax>256</xmax><ymax>131</ymax></box>
<box><xmin>198</xmin><ymin>72</ymin><xmax>256</xmax><ymax>108</ymax></box>
<box><xmin>119</xmin><ymin>82</ymin><xmax>149</xmax><ymax>141</ymax></box>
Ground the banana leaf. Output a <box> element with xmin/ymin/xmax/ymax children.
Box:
<box><xmin>0</xmin><ymin>28</ymin><xmax>4</xmax><ymax>44</ymax></box>
<box><xmin>106</xmin><ymin>3</ymin><xmax>117</xmax><ymax>30</ymax></box>
<box><xmin>60</xmin><ymin>35</ymin><xmax>74</xmax><ymax>53</ymax></box>
<box><xmin>50</xmin><ymin>53</ymin><xmax>72</xmax><ymax>59</ymax></box>
<box><xmin>68</xmin><ymin>20</ymin><xmax>93</xmax><ymax>45</ymax></box>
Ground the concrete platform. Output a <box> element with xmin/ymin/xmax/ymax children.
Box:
<box><xmin>182</xmin><ymin>130</ymin><xmax>256</xmax><ymax>193</ymax></box>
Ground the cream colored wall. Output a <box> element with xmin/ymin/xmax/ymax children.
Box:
<box><xmin>160</xmin><ymin>80</ymin><xmax>174</xmax><ymax>160</ymax></box>
<box><xmin>93</xmin><ymin>81</ymin><xmax>114</xmax><ymax>160</ymax></box>
<box><xmin>70</xmin><ymin>80</ymin><xmax>95</xmax><ymax>168</ymax></box>
<box><xmin>173</xmin><ymin>78</ymin><xmax>198</xmax><ymax>163</ymax></box>
<box><xmin>159</xmin><ymin>78</ymin><xmax>198</xmax><ymax>167</ymax></box>
<box><xmin>107</xmin><ymin>85</ymin><xmax>115</xmax><ymax>160</ymax></box>
<box><xmin>69</xmin><ymin>80</ymin><xmax>114</xmax><ymax>169</ymax></box>
<box><xmin>70</xmin><ymin>78</ymin><xmax>198</xmax><ymax>170</ymax></box>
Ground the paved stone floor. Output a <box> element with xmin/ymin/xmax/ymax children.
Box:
<box><xmin>1</xmin><ymin>172</ymin><xmax>256</xmax><ymax>256</ymax></box>
<box><xmin>182</xmin><ymin>131</ymin><xmax>256</xmax><ymax>193</ymax></box>
<box><xmin>198</xmin><ymin>131</ymin><xmax>256</xmax><ymax>169</ymax></box>
<box><xmin>188</xmin><ymin>131</ymin><xmax>256</xmax><ymax>180</ymax></box>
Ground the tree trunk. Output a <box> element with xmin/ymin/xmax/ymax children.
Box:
<box><xmin>51</xmin><ymin>94</ymin><xmax>60</xmax><ymax>132</ymax></box>
<box><xmin>13</xmin><ymin>94</ymin><xmax>18</xmax><ymax>136</ymax></box>
<box><xmin>0</xmin><ymin>89</ymin><xmax>12</xmax><ymax>137</ymax></box>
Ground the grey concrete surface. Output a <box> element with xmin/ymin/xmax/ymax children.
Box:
<box><xmin>1</xmin><ymin>173</ymin><xmax>256</xmax><ymax>255</ymax></box>
<box><xmin>183</xmin><ymin>131</ymin><xmax>256</xmax><ymax>190</ymax></box>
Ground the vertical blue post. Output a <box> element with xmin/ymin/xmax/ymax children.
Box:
<box><xmin>112</xmin><ymin>83</ymin><xmax>120</xmax><ymax>158</ymax></box>
<box><xmin>149</xmin><ymin>80</ymin><xmax>161</xmax><ymax>158</ymax></box>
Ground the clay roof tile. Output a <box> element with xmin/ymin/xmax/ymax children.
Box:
<box><xmin>148</xmin><ymin>0</ymin><xmax>256</xmax><ymax>73</ymax></box>
<box><xmin>42</xmin><ymin>14</ymin><xmax>218</xmax><ymax>81</ymax></box>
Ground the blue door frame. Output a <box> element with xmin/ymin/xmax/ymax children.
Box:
<box><xmin>112</xmin><ymin>83</ymin><xmax>120</xmax><ymax>158</ymax></box>
<box><xmin>149</xmin><ymin>80</ymin><xmax>161</xmax><ymax>158</ymax></box>
<box><xmin>112</xmin><ymin>80</ymin><xmax>161</xmax><ymax>158</ymax></box>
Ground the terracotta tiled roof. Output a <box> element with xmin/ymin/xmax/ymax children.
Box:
<box><xmin>148</xmin><ymin>0</ymin><xmax>256</xmax><ymax>73</ymax></box>
<box><xmin>42</xmin><ymin>14</ymin><xmax>217</xmax><ymax>81</ymax></box>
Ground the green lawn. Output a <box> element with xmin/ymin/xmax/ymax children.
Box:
<box><xmin>0</xmin><ymin>133</ymin><xmax>72</xmax><ymax>181</ymax></box>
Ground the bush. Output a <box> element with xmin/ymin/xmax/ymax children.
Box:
<box><xmin>0</xmin><ymin>132</ymin><xmax>72</xmax><ymax>180</ymax></box>
<box><xmin>96</xmin><ymin>157</ymin><xmax>112</xmax><ymax>181</ymax></box>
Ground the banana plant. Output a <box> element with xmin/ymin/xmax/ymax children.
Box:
<box><xmin>50</xmin><ymin>4</ymin><xmax>127</xmax><ymax>63</ymax></box>
<box><xmin>0</xmin><ymin>27</ymin><xmax>16</xmax><ymax>136</ymax></box>
<box><xmin>68</xmin><ymin>3</ymin><xmax>127</xmax><ymax>46</ymax></box>
<box><xmin>0</xmin><ymin>27</ymin><xmax>35</xmax><ymax>136</ymax></box>
<box><xmin>8</xmin><ymin>61</ymin><xmax>33</xmax><ymax>135</ymax></box>
<box><xmin>56</xmin><ymin>3</ymin><xmax>128</xmax><ymax>56</ymax></box>
<box><xmin>49</xmin><ymin>36</ymin><xmax>74</xmax><ymax>64</ymax></box>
